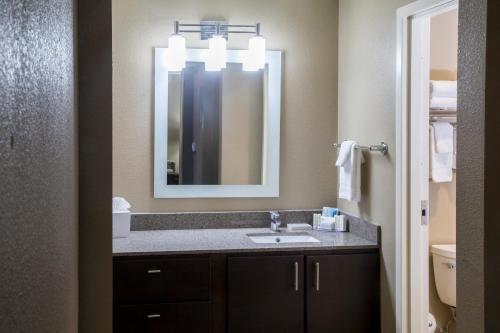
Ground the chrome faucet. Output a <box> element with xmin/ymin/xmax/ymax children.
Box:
<box><xmin>270</xmin><ymin>211</ymin><xmax>281</xmax><ymax>232</ymax></box>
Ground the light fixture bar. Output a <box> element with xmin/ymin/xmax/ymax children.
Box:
<box><xmin>168</xmin><ymin>21</ymin><xmax>266</xmax><ymax>72</ymax></box>
<box><xmin>176</xmin><ymin>21</ymin><xmax>261</xmax><ymax>37</ymax></box>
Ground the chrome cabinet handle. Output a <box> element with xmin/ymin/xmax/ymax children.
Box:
<box><xmin>147</xmin><ymin>314</ymin><xmax>161</xmax><ymax>319</ymax></box>
<box><xmin>314</xmin><ymin>262</ymin><xmax>320</xmax><ymax>291</ymax></box>
<box><xmin>294</xmin><ymin>262</ymin><xmax>299</xmax><ymax>291</ymax></box>
<box><xmin>147</xmin><ymin>269</ymin><xmax>162</xmax><ymax>274</ymax></box>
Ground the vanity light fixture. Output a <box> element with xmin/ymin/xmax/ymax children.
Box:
<box><xmin>206</xmin><ymin>31</ymin><xmax>227</xmax><ymax>71</ymax></box>
<box><xmin>243</xmin><ymin>24</ymin><xmax>266</xmax><ymax>71</ymax></box>
<box><xmin>165</xmin><ymin>22</ymin><xmax>187</xmax><ymax>71</ymax></box>
<box><xmin>169</xmin><ymin>21</ymin><xmax>266</xmax><ymax>72</ymax></box>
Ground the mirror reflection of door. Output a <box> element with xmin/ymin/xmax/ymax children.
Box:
<box><xmin>167</xmin><ymin>61</ymin><xmax>264</xmax><ymax>186</ymax></box>
<box><xmin>181</xmin><ymin>63</ymin><xmax>221</xmax><ymax>185</ymax></box>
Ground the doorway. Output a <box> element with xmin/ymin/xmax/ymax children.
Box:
<box><xmin>396</xmin><ymin>0</ymin><xmax>458</xmax><ymax>332</ymax></box>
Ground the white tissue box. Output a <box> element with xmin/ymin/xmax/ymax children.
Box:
<box><xmin>287</xmin><ymin>223</ymin><xmax>313</xmax><ymax>232</ymax></box>
<box><xmin>318</xmin><ymin>216</ymin><xmax>336</xmax><ymax>231</ymax></box>
<box><xmin>113</xmin><ymin>211</ymin><xmax>131</xmax><ymax>238</ymax></box>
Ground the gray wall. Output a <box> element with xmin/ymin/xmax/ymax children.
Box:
<box><xmin>0</xmin><ymin>0</ymin><xmax>78</xmax><ymax>332</ymax></box>
<box><xmin>458</xmin><ymin>0</ymin><xmax>500</xmax><ymax>332</ymax></box>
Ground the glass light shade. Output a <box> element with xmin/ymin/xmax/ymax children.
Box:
<box><xmin>165</xmin><ymin>34</ymin><xmax>186</xmax><ymax>71</ymax></box>
<box><xmin>243</xmin><ymin>35</ymin><xmax>266</xmax><ymax>71</ymax></box>
<box><xmin>205</xmin><ymin>35</ymin><xmax>226</xmax><ymax>71</ymax></box>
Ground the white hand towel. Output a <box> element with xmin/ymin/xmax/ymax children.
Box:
<box><xmin>433</xmin><ymin>122</ymin><xmax>454</xmax><ymax>153</ymax></box>
<box><xmin>430</xmin><ymin>97</ymin><xmax>457</xmax><ymax>111</ymax></box>
<box><xmin>430</xmin><ymin>126</ymin><xmax>453</xmax><ymax>183</ymax></box>
<box><xmin>335</xmin><ymin>140</ymin><xmax>355</xmax><ymax>167</ymax></box>
<box><xmin>338</xmin><ymin>142</ymin><xmax>365</xmax><ymax>202</ymax></box>
<box><xmin>430</xmin><ymin>80</ymin><xmax>457</xmax><ymax>98</ymax></box>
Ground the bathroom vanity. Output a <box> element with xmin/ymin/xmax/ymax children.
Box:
<box><xmin>113</xmin><ymin>221</ymin><xmax>380</xmax><ymax>333</ymax></box>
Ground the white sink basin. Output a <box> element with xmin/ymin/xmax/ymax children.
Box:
<box><xmin>247</xmin><ymin>233</ymin><xmax>320</xmax><ymax>244</ymax></box>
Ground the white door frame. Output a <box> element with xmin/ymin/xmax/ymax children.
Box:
<box><xmin>395</xmin><ymin>1</ymin><xmax>458</xmax><ymax>332</ymax></box>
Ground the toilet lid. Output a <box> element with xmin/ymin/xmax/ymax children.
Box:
<box><xmin>431</xmin><ymin>244</ymin><xmax>456</xmax><ymax>259</ymax></box>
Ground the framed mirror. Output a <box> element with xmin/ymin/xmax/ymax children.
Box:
<box><xmin>154</xmin><ymin>48</ymin><xmax>282</xmax><ymax>198</ymax></box>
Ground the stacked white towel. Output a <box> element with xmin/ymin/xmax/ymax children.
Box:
<box><xmin>430</xmin><ymin>80</ymin><xmax>457</xmax><ymax>111</ymax></box>
<box><xmin>336</xmin><ymin>141</ymin><xmax>365</xmax><ymax>202</ymax></box>
<box><xmin>430</xmin><ymin>123</ymin><xmax>454</xmax><ymax>183</ymax></box>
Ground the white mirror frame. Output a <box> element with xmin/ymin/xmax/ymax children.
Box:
<box><xmin>154</xmin><ymin>48</ymin><xmax>282</xmax><ymax>198</ymax></box>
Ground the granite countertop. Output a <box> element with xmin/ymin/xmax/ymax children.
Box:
<box><xmin>113</xmin><ymin>228</ymin><xmax>379</xmax><ymax>256</ymax></box>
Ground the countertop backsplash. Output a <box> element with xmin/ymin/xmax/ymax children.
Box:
<box><xmin>129</xmin><ymin>209</ymin><xmax>380</xmax><ymax>244</ymax></box>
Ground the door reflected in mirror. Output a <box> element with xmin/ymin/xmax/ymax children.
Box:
<box><xmin>167</xmin><ymin>62</ymin><xmax>264</xmax><ymax>185</ymax></box>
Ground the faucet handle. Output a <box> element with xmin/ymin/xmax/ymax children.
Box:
<box><xmin>270</xmin><ymin>211</ymin><xmax>280</xmax><ymax>221</ymax></box>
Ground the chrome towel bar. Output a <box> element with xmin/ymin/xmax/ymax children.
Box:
<box><xmin>332</xmin><ymin>142</ymin><xmax>389</xmax><ymax>155</ymax></box>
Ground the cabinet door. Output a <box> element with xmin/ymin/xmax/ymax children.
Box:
<box><xmin>114</xmin><ymin>302</ymin><xmax>210</xmax><ymax>333</ymax></box>
<box><xmin>307</xmin><ymin>254</ymin><xmax>380</xmax><ymax>333</ymax></box>
<box><xmin>228</xmin><ymin>255</ymin><xmax>304</xmax><ymax>333</ymax></box>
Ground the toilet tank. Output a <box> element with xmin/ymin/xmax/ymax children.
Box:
<box><xmin>431</xmin><ymin>244</ymin><xmax>456</xmax><ymax>307</ymax></box>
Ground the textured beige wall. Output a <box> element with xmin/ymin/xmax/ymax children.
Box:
<box><xmin>429</xmin><ymin>9</ymin><xmax>458</xmax><ymax>332</ymax></box>
<box><xmin>430</xmin><ymin>10</ymin><xmax>458</xmax><ymax>81</ymax></box>
<box><xmin>337</xmin><ymin>0</ymin><xmax>414</xmax><ymax>331</ymax></box>
<box><xmin>112</xmin><ymin>0</ymin><xmax>338</xmax><ymax>212</ymax></box>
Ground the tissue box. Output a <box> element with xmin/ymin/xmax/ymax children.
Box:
<box><xmin>113</xmin><ymin>211</ymin><xmax>131</xmax><ymax>238</ymax></box>
<box><xmin>322</xmin><ymin>207</ymin><xmax>339</xmax><ymax>217</ymax></box>
<box><xmin>318</xmin><ymin>216</ymin><xmax>336</xmax><ymax>231</ymax></box>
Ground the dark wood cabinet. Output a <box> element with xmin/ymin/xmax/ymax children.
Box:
<box><xmin>306</xmin><ymin>254</ymin><xmax>380</xmax><ymax>333</ymax></box>
<box><xmin>114</xmin><ymin>302</ymin><xmax>210</xmax><ymax>333</ymax></box>
<box><xmin>114</xmin><ymin>250</ymin><xmax>380</xmax><ymax>333</ymax></box>
<box><xmin>114</xmin><ymin>257</ymin><xmax>210</xmax><ymax>304</ymax></box>
<box><xmin>113</xmin><ymin>257</ymin><xmax>211</xmax><ymax>333</ymax></box>
<box><xmin>227</xmin><ymin>255</ymin><xmax>305</xmax><ymax>333</ymax></box>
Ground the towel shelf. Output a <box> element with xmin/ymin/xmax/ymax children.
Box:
<box><xmin>430</xmin><ymin>110</ymin><xmax>457</xmax><ymax>124</ymax></box>
<box><xmin>332</xmin><ymin>142</ymin><xmax>388</xmax><ymax>155</ymax></box>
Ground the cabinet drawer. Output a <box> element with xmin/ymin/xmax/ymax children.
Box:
<box><xmin>114</xmin><ymin>258</ymin><xmax>210</xmax><ymax>304</ymax></box>
<box><xmin>114</xmin><ymin>302</ymin><xmax>210</xmax><ymax>333</ymax></box>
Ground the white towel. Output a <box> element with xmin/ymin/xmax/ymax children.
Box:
<box><xmin>335</xmin><ymin>140</ymin><xmax>355</xmax><ymax>167</ymax></box>
<box><xmin>430</xmin><ymin>97</ymin><xmax>457</xmax><ymax>111</ymax></box>
<box><xmin>433</xmin><ymin>122</ymin><xmax>454</xmax><ymax>153</ymax></box>
<box><xmin>430</xmin><ymin>126</ymin><xmax>453</xmax><ymax>183</ymax></box>
<box><xmin>337</xmin><ymin>141</ymin><xmax>365</xmax><ymax>202</ymax></box>
<box><xmin>430</xmin><ymin>80</ymin><xmax>457</xmax><ymax>99</ymax></box>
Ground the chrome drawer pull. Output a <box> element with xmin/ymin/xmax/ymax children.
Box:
<box><xmin>294</xmin><ymin>262</ymin><xmax>299</xmax><ymax>291</ymax></box>
<box><xmin>147</xmin><ymin>314</ymin><xmax>161</xmax><ymax>319</ymax></box>
<box><xmin>147</xmin><ymin>269</ymin><xmax>162</xmax><ymax>274</ymax></box>
<box><xmin>315</xmin><ymin>262</ymin><xmax>320</xmax><ymax>291</ymax></box>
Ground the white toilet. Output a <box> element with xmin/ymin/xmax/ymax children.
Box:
<box><xmin>431</xmin><ymin>244</ymin><xmax>456</xmax><ymax>307</ymax></box>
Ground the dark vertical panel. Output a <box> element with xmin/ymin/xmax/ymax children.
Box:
<box><xmin>192</xmin><ymin>71</ymin><xmax>221</xmax><ymax>184</ymax></box>
<box><xmin>181</xmin><ymin>64</ymin><xmax>221</xmax><ymax>185</ymax></box>
<box><xmin>484</xmin><ymin>1</ymin><xmax>500</xmax><ymax>332</ymax></box>
<box><xmin>182</xmin><ymin>65</ymin><xmax>196</xmax><ymax>183</ymax></box>
<box><xmin>78</xmin><ymin>0</ymin><xmax>113</xmax><ymax>331</ymax></box>
<box><xmin>0</xmin><ymin>0</ymin><xmax>78</xmax><ymax>332</ymax></box>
